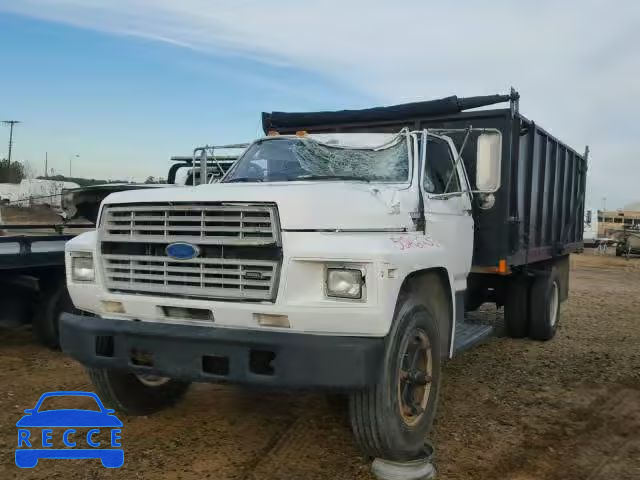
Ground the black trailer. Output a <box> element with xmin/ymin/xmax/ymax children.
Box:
<box><xmin>262</xmin><ymin>90</ymin><xmax>588</xmax><ymax>340</ymax></box>
<box><xmin>0</xmin><ymin>224</ymin><xmax>93</xmax><ymax>348</ymax></box>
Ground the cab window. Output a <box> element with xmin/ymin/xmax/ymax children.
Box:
<box><xmin>424</xmin><ymin>138</ymin><xmax>460</xmax><ymax>194</ymax></box>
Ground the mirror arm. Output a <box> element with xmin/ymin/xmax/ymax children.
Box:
<box><xmin>443</xmin><ymin>126</ymin><xmax>472</xmax><ymax>194</ymax></box>
<box><xmin>200</xmin><ymin>148</ymin><xmax>208</xmax><ymax>185</ymax></box>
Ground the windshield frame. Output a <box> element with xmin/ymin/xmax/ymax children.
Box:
<box><xmin>221</xmin><ymin>131</ymin><xmax>414</xmax><ymax>185</ymax></box>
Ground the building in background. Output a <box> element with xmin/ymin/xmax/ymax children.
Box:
<box><xmin>597</xmin><ymin>202</ymin><xmax>640</xmax><ymax>238</ymax></box>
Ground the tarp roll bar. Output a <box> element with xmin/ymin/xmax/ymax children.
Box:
<box><xmin>262</xmin><ymin>91</ymin><xmax>520</xmax><ymax>133</ymax></box>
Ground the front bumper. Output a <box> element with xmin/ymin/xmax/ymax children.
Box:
<box><xmin>60</xmin><ymin>314</ymin><xmax>385</xmax><ymax>389</ymax></box>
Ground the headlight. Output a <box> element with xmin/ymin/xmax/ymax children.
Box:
<box><xmin>71</xmin><ymin>253</ymin><xmax>95</xmax><ymax>282</ymax></box>
<box><xmin>326</xmin><ymin>268</ymin><xmax>363</xmax><ymax>299</ymax></box>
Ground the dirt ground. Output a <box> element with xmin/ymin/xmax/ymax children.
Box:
<box><xmin>1</xmin><ymin>252</ymin><xmax>639</xmax><ymax>479</ymax></box>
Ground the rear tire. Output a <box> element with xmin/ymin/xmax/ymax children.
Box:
<box><xmin>529</xmin><ymin>269</ymin><xmax>561</xmax><ymax>341</ymax></box>
<box><xmin>349</xmin><ymin>276</ymin><xmax>445</xmax><ymax>460</ymax></box>
<box><xmin>87</xmin><ymin>367</ymin><xmax>190</xmax><ymax>416</ymax></box>
<box><xmin>504</xmin><ymin>275</ymin><xmax>529</xmax><ymax>338</ymax></box>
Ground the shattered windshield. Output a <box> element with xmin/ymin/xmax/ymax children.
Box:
<box><xmin>223</xmin><ymin>135</ymin><xmax>409</xmax><ymax>183</ymax></box>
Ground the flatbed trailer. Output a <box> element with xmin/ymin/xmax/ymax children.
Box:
<box><xmin>0</xmin><ymin>223</ymin><xmax>93</xmax><ymax>347</ymax></box>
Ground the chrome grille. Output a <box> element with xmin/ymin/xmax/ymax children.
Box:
<box><xmin>102</xmin><ymin>254</ymin><xmax>278</xmax><ymax>300</ymax></box>
<box><xmin>99</xmin><ymin>203</ymin><xmax>281</xmax><ymax>301</ymax></box>
<box><xmin>101</xmin><ymin>204</ymin><xmax>279</xmax><ymax>246</ymax></box>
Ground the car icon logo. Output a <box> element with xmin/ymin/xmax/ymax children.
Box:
<box><xmin>15</xmin><ymin>391</ymin><xmax>124</xmax><ymax>468</ymax></box>
<box><xmin>166</xmin><ymin>242</ymin><xmax>200</xmax><ymax>260</ymax></box>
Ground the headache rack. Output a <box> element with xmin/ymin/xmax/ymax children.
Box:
<box><xmin>167</xmin><ymin>143</ymin><xmax>249</xmax><ymax>186</ymax></box>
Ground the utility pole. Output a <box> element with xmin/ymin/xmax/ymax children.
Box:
<box><xmin>45</xmin><ymin>152</ymin><xmax>48</xmax><ymax>178</ymax></box>
<box><xmin>2</xmin><ymin>120</ymin><xmax>21</xmax><ymax>163</ymax></box>
<box><xmin>69</xmin><ymin>153</ymin><xmax>79</xmax><ymax>177</ymax></box>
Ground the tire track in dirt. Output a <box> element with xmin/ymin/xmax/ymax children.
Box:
<box><xmin>474</xmin><ymin>383</ymin><xmax>640</xmax><ymax>480</ymax></box>
<box><xmin>242</xmin><ymin>398</ymin><xmax>368</xmax><ymax>480</ymax></box>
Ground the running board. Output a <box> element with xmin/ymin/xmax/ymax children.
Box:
<box><xmin>453</xmin><ymin>321</ymin><xmax>494</xmax><ymax>354</ymax></box>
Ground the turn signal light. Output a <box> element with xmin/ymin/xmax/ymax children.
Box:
<box><xmin>102</xmin><ymin>301</ymin><xmax>125</xmax><ymax>314</ymax></box>
<box><xmin>255</xmin><ymin>313</ymin><xmax>290</xmax><ymax>328</ymax></box>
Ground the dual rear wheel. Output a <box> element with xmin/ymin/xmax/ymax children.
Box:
<box><xmin>504</xmin><ymin>268</ymin><xmax>562</xmax><ymax>341</ymax></box>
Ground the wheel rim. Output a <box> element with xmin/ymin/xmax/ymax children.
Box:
<box><xmin>135</xmin><ymin>374</ymin><xmax>170</xmax><ymax>387</ymax></box>
<box><xmin>397</xmin><ymin>328</ymin><xmax>433</xmax><ymax>427</ymax></box>
<box><xmin>549</xmin><ymin>281</ymin><xmax>559</xmax><ymax>327</ymax></box>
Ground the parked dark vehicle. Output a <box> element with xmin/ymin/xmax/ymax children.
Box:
<box><xmin>61</xmin><ymin>151</ymin><xmax>243</xmax><ymax>223</ymax></box>
<box><xmin>616</xmin><ymin>231</ymin><xmax>640</xmax><ymax>257</ymax></box>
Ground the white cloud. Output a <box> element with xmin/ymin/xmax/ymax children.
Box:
<box><xmin>2</xmin><ymin>0</ymin><xmax>639</xmax><ymax>206</ymax></box>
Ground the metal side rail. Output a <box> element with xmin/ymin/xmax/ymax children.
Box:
<box><xmin>0</xmin><ymin>235</ymin><xmax>71</xmax><ymax>270</ymax></box>
<box><xmin>453</xmin><ymin>320</ymin><xmax>494</xmax><ymax>354</ymax></box>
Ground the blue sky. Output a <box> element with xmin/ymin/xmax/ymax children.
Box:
<box><xmin>0</xmin><ymin>1</ymin><xmax>639</xmax><ymax>208</ymax></box>
<box><xmin>0</xmin><ymin>13</ymin><xmax>366</xmax><ymax>180</ymax></box>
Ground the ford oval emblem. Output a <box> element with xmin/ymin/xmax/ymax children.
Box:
<box><xmin>166</xmin><ymin>242</ymin><xmax>200</xmax><ymax>260</ymax></box>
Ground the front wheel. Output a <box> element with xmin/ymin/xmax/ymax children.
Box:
<box><xmin>349</xmin><ymin>279</ymin><xmax>445</xmax><ymax>460</ymax></box>
<box><xmin>87</xmin><ymin>367</ymin><xmax>190</xmax><ymax>416</ymax></box>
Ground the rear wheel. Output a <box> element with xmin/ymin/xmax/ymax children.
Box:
<box><xmin>504</xmin><ymin>275</ymin><xmax>530</xmax><ymax>338</ymax></box>
<box><xmin>33</xmin><ymin>277</ymin><xmax>78</xmax><ymax>349</ymax></box>
<box><xmin>529</xmin><ymin>269</ymin><xmax>561</xmax><ymax>341</ymax></box>
<box><xmin>349</xmin><ymin>277</ymin><xmax>445</xmax><ymax>460</ymax></box>
<box><xmin>87</xmin><ymin>366</ymin><xmax>190</xmax><ymax>416</ymax></box>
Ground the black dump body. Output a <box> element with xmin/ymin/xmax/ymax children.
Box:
<box><xmin>262</xmin><ymin>92</ymin><xmax>587</xmax><ymax>269</ymax></box>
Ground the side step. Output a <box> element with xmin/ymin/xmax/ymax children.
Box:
<box><xmin>453</xmin><ymin>321</ymin><xmax>494</xmax><ymax>354</ymax></box>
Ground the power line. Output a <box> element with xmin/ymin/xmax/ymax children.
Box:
<box><xmin>2</xmin><ymin>120</ymin><xmax>21</xmax><ymax>163</ymax></box>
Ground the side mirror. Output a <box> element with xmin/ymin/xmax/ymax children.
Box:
<box><xmin>475</xmin><ymin>132</ymin><xmax>502</xmax><ymax>192</ymax></box>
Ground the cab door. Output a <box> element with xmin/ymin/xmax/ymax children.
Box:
<box><xmin>420</xmin><ymin>132</ymin><xmax>474</xmax><ymax>290</ymax></box>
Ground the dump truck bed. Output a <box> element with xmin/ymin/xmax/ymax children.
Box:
<box><xmin>262</xmin><ymin>93</ymin><xmax>587</xmax><ymax>268</ymax></box>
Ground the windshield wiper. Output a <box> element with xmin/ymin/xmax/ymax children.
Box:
<box><xmin>293</xmin><ymin>175</ymin><xmax>370</xmax><ymax>183</ymax></box>
<box><xmin>225</xmin><ymin>177</ymin><xmax>263</xmax><ymax>183</ymax></box>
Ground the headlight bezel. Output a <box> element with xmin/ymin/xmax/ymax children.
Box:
<box><xmin>71</xmin><ymin>252</ymin><xmax>95</xmax><ymax>283</ymax></box>
<box><xmin>325</xmin><ymin>267</ymin><xmax>365</xmax><ymax>300</ymax></box>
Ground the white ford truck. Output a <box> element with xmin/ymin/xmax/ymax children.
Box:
<box><xmin>60</xmin><ymin>91</ymin><xmax>587</xmax><ymax>460</ymax></box>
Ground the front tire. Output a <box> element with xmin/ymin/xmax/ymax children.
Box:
<box><xmin>528</xmin><ymin>269</ymin><xmax>561</xmax><ymax>341</ymax></box>
<box><xmin>349</xmin><ymin>277</ymin><xmax>445</xmax><ymax>460</ymax></box>
<box><xmin>87</xmin><ymin>367</ymin><xmax>190</xmax><ymax>416</ymax></box>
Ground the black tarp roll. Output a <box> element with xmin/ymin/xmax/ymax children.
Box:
<box><xmin>262</xmin><ymin>92</ymin><xmax>518</xmax><ymax>133</ymax></box>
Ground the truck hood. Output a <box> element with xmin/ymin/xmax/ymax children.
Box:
<box><xmin>102</xmin><ymin>182</ymin><xmax>414</xmax><ymax>231</ymax></box>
